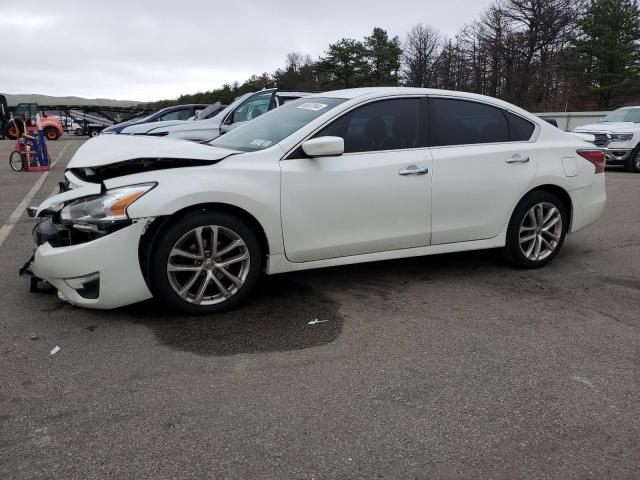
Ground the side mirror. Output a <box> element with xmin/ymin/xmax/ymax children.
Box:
<box><xmin>301</xmin><ymin>136</ymin><xmax>344</xmax><ymax>157</ymax></box>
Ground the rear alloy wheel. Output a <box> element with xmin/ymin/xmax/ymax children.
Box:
<box><xmin>505</xmin><ymin>191</ymin><xmax>568</xmax><ymax>269</ymax></box>
<box><xmin>149</xmin><ymin>212</ymin><xmax>261</xmax><ymax>314</ymax></box>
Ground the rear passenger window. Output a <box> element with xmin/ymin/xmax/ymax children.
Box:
<box><xmin>505</xmin><ymin>111</ymin><xmax>535</xmax><ymax>141</ymax></box>
<box><xmin>315</xmin><ymin>98</ymin><xmax>420</xmax><ymax>153</ymax></box>
<box><xmin>429</xmin><ymin>98</ymin><xmax>509</xmax><ymax>147</ymax></box>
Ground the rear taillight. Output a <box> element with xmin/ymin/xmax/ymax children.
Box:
<box><xmin>577</xmin><ymin>150</ymin><xmax>605</xmax><ymax>174</ymax></box>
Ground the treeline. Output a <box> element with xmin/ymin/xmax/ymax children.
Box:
<box><xmin>144</xmin><ymin>0</ymin><xmax>640</xmax><ymax>112</ymax></box>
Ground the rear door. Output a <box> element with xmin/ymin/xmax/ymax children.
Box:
<box><xmin>428</xmin><ymin>97</ymin><xmax>539</xmax><ymax>245</ymax></box>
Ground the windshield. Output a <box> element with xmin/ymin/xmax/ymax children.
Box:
<box><xmin>210</xmin><ymin>97</ymin><xmax>346</xmax><ymax>151</ymax></box>
<box><xmin>195</xmin><ymin>102</ymin><xmax>222</xmax><ymax>120</ymax></box>
<box><xmin>602</xmin><ymin>108</ymin><xmax>640</xmax><ymax>123</ymax></box>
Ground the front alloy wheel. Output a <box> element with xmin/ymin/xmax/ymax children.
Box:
<box><xmin>149</xmin><ymin>211</ymin><xmax>261</xmax><ymax>314</ymax></box>
<box><xmin>167</xmin><ymin>225</ymin><xmax>251</xmax><ymax>305</ymax></box>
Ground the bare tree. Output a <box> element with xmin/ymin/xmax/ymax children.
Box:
<box><xmin>401</xmin><ymin>24</ymin><xmax>443</xmax><ymax>87</ymax></box>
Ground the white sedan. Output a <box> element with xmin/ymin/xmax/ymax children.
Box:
<box><xmin>23</xmin><ymin>87</ymin><xmax>606</xmax><ymax>314</ymax></box>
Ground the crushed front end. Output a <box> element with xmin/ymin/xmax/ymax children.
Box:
<box><xmin>20</xmin><ymin>171</ymin><xmax>155</xmax><ymax>309</ymax></box>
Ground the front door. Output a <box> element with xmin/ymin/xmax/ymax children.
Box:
<box><xmin>280</xmin><ymin>97</ymin><xmax>432</xmax><ymax>263</ymax></box>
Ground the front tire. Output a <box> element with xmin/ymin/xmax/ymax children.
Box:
<box><xmin>625</xmin><ymin>146</ymin><xmax>640</xmax><ymax>173</ymax></box>
<box><xmin>148</xmin><ymin>211</ymin><xmax>262</xmax><ymax>315</ymax></box>
<box><xmin>44</xmin><ymin>127</ymin><xmax>59</xmax><ymax>140</ymax></box>
<box><xmin>505</xmin><ymin>191</ymin><xmax>568</xmax><ymax>269</ymax></box>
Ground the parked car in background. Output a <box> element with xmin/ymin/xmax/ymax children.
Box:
<box><xmin>119</xmin><ymin>102</ymin><xmax>226</xmax><ymax>136</ymax></box>
<box><xmin>101</xmin><ymin>104</ymin><xmax>208</xmax><ymax>135</ymax></box>
<box><xmin>573</xmin><ymin>106</ymin><xmax>640</xmax><ymax>172</ymax></box>
<box><xmin>124</xmin><ymin>89</ymin><xmax>311</xmax><ymax>141</ymax></box>
<box><xmin>23</xmin><ymin>87</ymin><xmax>606</xmax><ymax>314</ymax></box>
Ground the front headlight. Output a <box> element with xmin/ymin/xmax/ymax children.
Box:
<box><xmin>60</xmin><ymin>183</ymin><xmax>156</xmax><ymax>225</ymax></box>
<box><xmin>610</xmin><ymin>133</ymin><xmax>633</xmax><ymax>142</ymax></box>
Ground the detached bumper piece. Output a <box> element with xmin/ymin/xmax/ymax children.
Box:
<box><xmin>19</xmin><ymin>255</ymin><xmax>56</xmax><ymax>294</ymax></box>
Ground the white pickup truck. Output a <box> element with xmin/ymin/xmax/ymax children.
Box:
<box><xmin>573</xmin><ymin>107</ymin><xmax>640</xmax><ymax>173</ymax></box>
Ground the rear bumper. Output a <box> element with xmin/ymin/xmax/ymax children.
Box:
<box><xmin>28</xmin><ymin>220</ymin><xmax>153</xmax><ymax>309</ymax></box>
<box><xmin>569</xmin><ymin>175</ymin><xmax>606</xmax><ymax>233</ymax></box>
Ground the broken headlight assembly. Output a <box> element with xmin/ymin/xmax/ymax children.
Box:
<box><xmin>60</xmin><ymin>183</ymin><xmax>156</xmax><ymax>234</ymax></box>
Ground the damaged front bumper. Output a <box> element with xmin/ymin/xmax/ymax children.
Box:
<box><xmin>21</xmin><ymin>217</ymin><xmax>153</xmax><ymax>309</ymax></box>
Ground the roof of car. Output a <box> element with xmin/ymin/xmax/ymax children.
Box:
<box><xmin>308</xmin><ymin>87</ymin><xmax>537</xmax><ymax>119</ymax></box>
<box><xmin>310</xmin><ymin>87</ymin><xmax>492</xmax><ymax>99</ymax></box>
<box><xmin>276</xmin><ymin>91</ymin><xmax>313</xmax><ymax>97</ymax></box>
<box><xmin>168</xmin><ymin>103</ymin><xmax>208</xmax><ymax>108</ymax></box>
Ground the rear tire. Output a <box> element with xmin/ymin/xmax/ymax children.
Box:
<box><xmin>6</xmin><ymin>124</ymin><xmax>18</xmax><ymax>140</ymax></box>
<box><xmin>148</xmin><ymin>211</ymin><xmax>262</xmax><ymax>315</ymax></box>
<box><xmin>505</xmin><ymin>191</ymin><xmax>568</xmax><ymax>269</ymax></box>
<box><xmin>88</xmin><ymin>128</ymin><xmax>100</xmax><ymax>138</ymax></box>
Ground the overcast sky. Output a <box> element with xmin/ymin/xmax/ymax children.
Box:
<box><xmin>1</xmin><ymin>0</ymin><xmax>493</xmax><ymax>102</ymax></box>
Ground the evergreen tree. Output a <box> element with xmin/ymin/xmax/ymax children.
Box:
<box><xmin>317</xmin><ymin>39</ymin><xmax>370</xmax><ymax>88</ymax></box>
<box><xmin>570</xmin><ymin>0</ymin><xmax>640</xmax><ymax>108</ymax></box>
<box><xmin>365</xmin><ymin>28</ymin><xmax>402</xmax><ymax>85</ymax></box>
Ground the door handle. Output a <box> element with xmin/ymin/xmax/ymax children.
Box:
<box><xmin>506</xmin><ymin>154</ymin><xmax>530</xmax><ymax>164</ymax></box>
<box><xmin>399</xmin><ymin>166</ymin><xmax>429</xmax><ymax>176</ymax></box>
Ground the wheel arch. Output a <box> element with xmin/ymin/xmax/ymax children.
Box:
<box><xmin>517</xmin><ymin>184</ymin><xmax>573</xmax><ymax>230</ymax></box>
<box><xmin>138</xmin><ymin>202</ymin><xmax>271</xmax><ymax>288</ymax></box>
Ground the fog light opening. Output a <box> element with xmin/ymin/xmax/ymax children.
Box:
<box><xmin>64</xmin><ymin>272</ymin><xmax>100</xmax><ymax>299</ymax></box>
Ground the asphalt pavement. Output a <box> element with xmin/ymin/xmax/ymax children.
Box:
<box><xmin>1</xmin><ymin>137</ymin><xmax>639</xmax><ymax>479</ymax></box>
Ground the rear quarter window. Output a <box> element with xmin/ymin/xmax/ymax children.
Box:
<box><xmin>506</xmin><ymin>111</ymin><xmax>535</xmax><ymax>141</ymax></box>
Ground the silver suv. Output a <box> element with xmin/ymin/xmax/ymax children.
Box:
<box><xmin>121</xmin><ymin>89</ymin><xmax>311</xmax><ymax>142</ymax></box>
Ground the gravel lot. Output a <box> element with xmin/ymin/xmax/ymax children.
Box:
<box><xmin>1</xmin><ymin>137</ymin><xmax>639</xmax><ymax>479</ymax></box>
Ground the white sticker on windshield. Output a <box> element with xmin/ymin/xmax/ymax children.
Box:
<box><xmin>296</xmin><ymin>102</ymin><xmax>329</xmax><ymax>112</ymax></box>
<box><xmin>248</xmin><ymin>139</ymin><xmax>273</xmax><ymax>147</ymax></box>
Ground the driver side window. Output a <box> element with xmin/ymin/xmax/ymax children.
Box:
<box><xmin>313</xmin><ymin>98</ymin><xmax>421</xmax><ymax>153</ymax></box>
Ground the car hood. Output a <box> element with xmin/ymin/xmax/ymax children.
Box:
<box><xmin>67</xmin><ymin>134</ymin><xmax>238</xmax><ymax>169</ymax></box>
<box><xmin>102</xmin><ymin>120</ymin><xmax>136</xmax><ymax>133</ymax></box>
<box><xmin>120</xmin><ymin>119</ymin><xmax>189</xmax><ymax>134</ymax></box>
<box><xmin>574</xmin><ymin>122</ymin><xmax>639</xmax><ymax>132</ymax></box>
